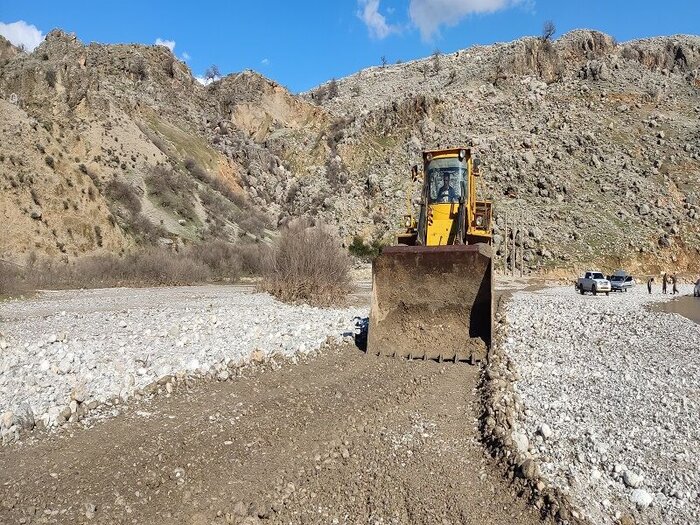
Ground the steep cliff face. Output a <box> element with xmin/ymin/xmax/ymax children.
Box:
<box><xmin>1</xmin><ymin>29</ymin><xmax>698</xmax><ymax>272</ymax></box>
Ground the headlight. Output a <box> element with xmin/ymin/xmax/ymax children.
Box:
<box><xmin>476</xmin><ymin>215</ymin><xmax>484</xmax><ymax>226</ymax></box>
<box><xmin>405</xmin><ymin>218</ymin><xmax>412</xmax><ymax>228</ymax></box>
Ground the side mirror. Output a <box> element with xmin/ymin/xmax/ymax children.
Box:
<box><xmin>411</xmin><ymin>165</ymin><xmax>422</xmax><ymax>182</ymax></box>
<box><xmin>472</xmin><ymin>157</ymin><xmax>481</xmax><ymax>176</ymax></box>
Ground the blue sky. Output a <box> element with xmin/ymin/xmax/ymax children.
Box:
<box><xmin>1</xmin><ymin>1</ymin><xmax>698</xmax><ymax>92</ymax></box>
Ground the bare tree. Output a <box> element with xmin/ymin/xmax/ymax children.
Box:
<box><xmin>204</xmin><ymin>65</ymin><xmax>221</xmax><ymax>81</ymax></box>
<box><xmin>541</xmin><ymin>20</ymin><xmax>556</xmax><ymax>42</ymax></box>
<box><xmin>380</xmin><ymin>55</ymin><xmax>387</xmax><ymax>68</ymax></box>
<box><xmin>420</xmin><ymin>62</ymin><xmax>429</xmax><ymax>79</ymax></box>
<box><xmin>432</xmin><ymin>49</ymin><xmax>442</xmax><ymax>74</ymax></box>
<box><xmin>327</xmin><ymin>78</ymin><xmax>339</xmax><ymax>99</ymax></box>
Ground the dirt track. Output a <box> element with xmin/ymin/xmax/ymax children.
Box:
<box><xmin>0</xmin><ymin>344</ymin><xmax>546</xmax><ymax>525</ymax></box>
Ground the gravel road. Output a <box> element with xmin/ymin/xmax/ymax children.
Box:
<box><xmin>0</xmin><ymin>343</ymin><xmax>548</xmax><ymax>525</ymax></box>
<box><xmin>0</xmin><ymin>285</ymin><xmax>364</xmax><ymax>438</ymax></box>
<box><xmin>503</xmin><ymin>285</ymin><xmax>699</xmax><ymax>525</ymax></box>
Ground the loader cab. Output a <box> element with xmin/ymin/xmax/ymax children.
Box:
<box><xmin>427</xmin><ymin>159</ymin><xmax>466</xmax><ymax>204</ymax></box>
<box><xmin>416</xmin><ymin>148</ymin><xmax>491</xmax><ymax>247</ymax></box>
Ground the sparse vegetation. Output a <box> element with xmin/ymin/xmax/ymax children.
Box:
<box><xmin>105</xmin><ymin>178</ymin><xmax>141</xmax><ymax>216</ymax></box>
<box><xmin>348</xmin><ymin>235</ymin><xmax>383</xmax><ymax>260</ymax></box>
<box><xmin>145</xmin><ymin>166</ymin><xmax>196</xmax><ymax>220</ymax></box>
<box><xmin>327</xmin><ymin>78</ymin><xmax>339</xmax><ymax>99</ymax></box>
<box><xmin>381</xmin><ymin>56</ymin><xmax>387</xmax><ymax>68</ymax></box>
<box><xmin>541</xmin><ymin>20</ymin><xmax>556</xmax><ymax>43</ymax></box>
<box><xmin>432</xmin><ymin>49</ymin><xmax>442</xmax><ymax>74</ymax></box>
<box><xmin>1</xmin><ymin>240</ymin><xmax>267</xmax><ymax>294</ymax></box>
<box><xmin>0</xmin><ymin>262</ymin><xmax>27</xmax><ymax>298</ymax></box>
<box><xmin>204</xmin><ymin>64</ymin><xmax>221</xmax><ymax>81</ymax></box>
<box><xmin>131</xmin><ymin>58</ymin><xmax>148</xmax><ymax>80</ymax></box>
<box><xmin>259</xmin><ymin>222</ymin><xmax>351</xmax><ymax>306</ymax></box>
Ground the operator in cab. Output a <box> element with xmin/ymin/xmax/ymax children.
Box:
<box><xmin>436</xmin><ymin>172</ymin><xmax>458</xmax><ymax>203</ymax></box>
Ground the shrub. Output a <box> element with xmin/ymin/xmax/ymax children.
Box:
<box><xmin>129</xmin><ymin>213</ymin><xmax>165</xmax><ymax>243</ymax></box>
<box><xmin>105</xmin><ymin>178</ymin><xmax>142</xmax><ymax>216</ymax></box>
<box><xmin>327</xmin><ymin>78</ymin><xmax>339</xmax><ymax>99</ymax></box>
<box><xmin>185</xmin><ymin>240</ymin><xmax>241</xmax><ymax>279</ymax></box>
<box><xmin>11</xmin><ymin>239</ymin><xmax>272</xmax><ymax>292</ymax></box>
<box><xmin>0</xmin><ymin>262</ymin><xmax>26</xmax><ymax>298</ymax></box>
<box><xmin>45</xmin><ymin>156</ymin><xmax>55</xmax><ymax>169</ymax></box>
<box><xmin>348</xmin><ymin>236</ymin><xmax>383</xmax><ymax>260</ymax></box>
<box><xmin>235</xmin><ymin>210</ymin><xmax>269</xmax><ymax>236</ymax></box>
<box><xmin>259</xmin><ymin>222</ymin><xmax>351</xmax><ymax>306</ymax></box>
<box><xmin>234</xmin><ymin>241</ymin><xmax>269</xmax><ymax>275</ymax></box>
<box><xmin>145</xmin><ymin>166</ymin><xmax>196</xmax><ymax>219</ymax></box>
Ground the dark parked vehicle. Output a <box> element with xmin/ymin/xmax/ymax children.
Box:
<box><xmin>607</xmin><ymin>270</ymin><xmax>634</xmax><ymax>292</ymax></box>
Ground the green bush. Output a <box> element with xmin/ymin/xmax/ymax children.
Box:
<box><xmin>348</xmin><ymin>236</ymin><xmax>383</xmax><ymax>260</ymax></box>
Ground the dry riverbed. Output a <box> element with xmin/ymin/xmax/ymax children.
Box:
<box><xmin>0</xmin><ymin>285</ymin><xmax>364</xmax><ymax>439</ymax></box>
<box><xmin>503</xmin><ymin>285</ymin><xmax>699</xmax><ymax>525</ymax></box>
<box><xmin>0</xmin><ymin>286</ymin><xmax>547</xmax><ymax>525</ymax></box>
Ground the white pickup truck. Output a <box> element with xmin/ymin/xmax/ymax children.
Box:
<box><xmin>576</xmin><ymin>271</ymin><xmax>611</xmax><ymax>296</ymax></box>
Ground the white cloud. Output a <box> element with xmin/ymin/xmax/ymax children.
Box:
<box><xmin>181</xmin><ymin>51</ymin><xmax>190</xmax><ymax>61</ymax></box>
<box><xmin>155</xmin><ymin>38</ymin><xmax>176</xmax><ymax>51</ymax></box>
<box><xmin>261</xmin><ymin>58</ymin><xmax>269</xmax><ymax>65</ymax></box>
<box><xmin>409</xmin><ymin>0</ymin><xmax>522</xmax><ymax>40</ymax></box>
<box><xmin>0</xmin><ymin>20</ymin><xmax>44</xmax><ymax>51</ymax></box>
<box><xmin>357</xmin><ymin>0</ymin><xmax>398</xmax><ymax>39</ymax></box>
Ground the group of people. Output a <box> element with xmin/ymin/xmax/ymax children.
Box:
<box><xmin>646</xmin><ymin>272</ymin><xmax>679</xmax><ymax>295</ymax></box>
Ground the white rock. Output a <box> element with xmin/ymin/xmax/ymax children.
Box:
<box><xmin>0</xmin><ymin>411</ymin><xmax>15</xmax><ymax>430</ymax></box>
<box><xmin>623</xmin><ymin>470</ymin><xmax>643</xmax><ymax>489</ymax></box>
<box><xmin>537</xmin><ymin>423</ymin><xmax>552</xmax><ymax>439</ymax></box>
<box><xmin>512</xmin><ymin>431</ymin><xmax>529</xmax><ymax>454</ymax></box>
<box><xmin>631</xmin><ymin>488</ymin><xmax>653</xmax><ymax>509</ymax></box>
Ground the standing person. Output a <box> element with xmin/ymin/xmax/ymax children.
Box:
<box><xmin>662</xmin><ymin>272</ymin><xmax>668</xmax><ymax>294</ymax></box>
<box><xmin>672</xmin><ymin>273</ymin><xmax>679</xmax><ymax>295</ymax></box>
<box><xmin>647</xmin><ymin>277</ymin><xmax>654</xmax><ymax>294</ymax></box>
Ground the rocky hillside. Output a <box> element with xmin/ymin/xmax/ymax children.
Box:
<box><xmin>1</xmin><ymin>29</ymin><xmax>699</xmax><ymax>273</ymax></box>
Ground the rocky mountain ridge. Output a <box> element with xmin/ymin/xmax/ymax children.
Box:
<box><xmin>1</xmin><ymin>29</ymin><xmax>699</xmax><ymax>274</ymax></box>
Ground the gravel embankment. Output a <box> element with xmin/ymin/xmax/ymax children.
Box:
<box><xmin>0</xmin><ymin>286</ymin><xmax>365</xmax><ymax>440</ymax></box>
<box><xmin>504</xmin><ymin>285</ymin><xmax>699</xmax><ymax>525</ymax></box>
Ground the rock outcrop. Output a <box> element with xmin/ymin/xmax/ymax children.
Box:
<box><xmin>1</xmin><ymin>29</ymin><xmax>698</xmax><ymax>272</ymax></box>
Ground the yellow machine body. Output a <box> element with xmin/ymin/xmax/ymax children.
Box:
<box><xmin>369</xmin><ymin>148</ymin><xmax>494</xmax><ymax>362</ymax></box>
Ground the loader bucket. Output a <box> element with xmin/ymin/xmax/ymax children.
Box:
<box><xmin>368</xmin><ymin>244</ymin><xmax>493</xmax><ymax>362</ymax></box>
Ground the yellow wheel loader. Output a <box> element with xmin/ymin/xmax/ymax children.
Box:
<box><xmin>368</xmin><ymin>147</ymin><xmax>493</xmax><ymax>363</ymax></box>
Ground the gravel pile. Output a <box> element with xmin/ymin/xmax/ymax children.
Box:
<box><xmin>0</xmin><ymin>285</ymin><xmax>365</xmax><ymax>442</ymax></box>
<box><xmin>503</xmin><ymin>285</ymin><xmax>699</xmax><ymax>525</ymax></box>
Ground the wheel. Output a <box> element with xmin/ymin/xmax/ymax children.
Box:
<box><xmin>605</xmin><ymin>291</ymin><xmax>609</xmax><ymax>296</ymax></box>
<box><xmin>592</xmin><ymin>285</ymin><xmax>597</xmax><ymax>296</ymax></box>
<box><xmin>579</xmin><ymin>286</ymin><xmax>585</xmax><ymax>295</ymax></box>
